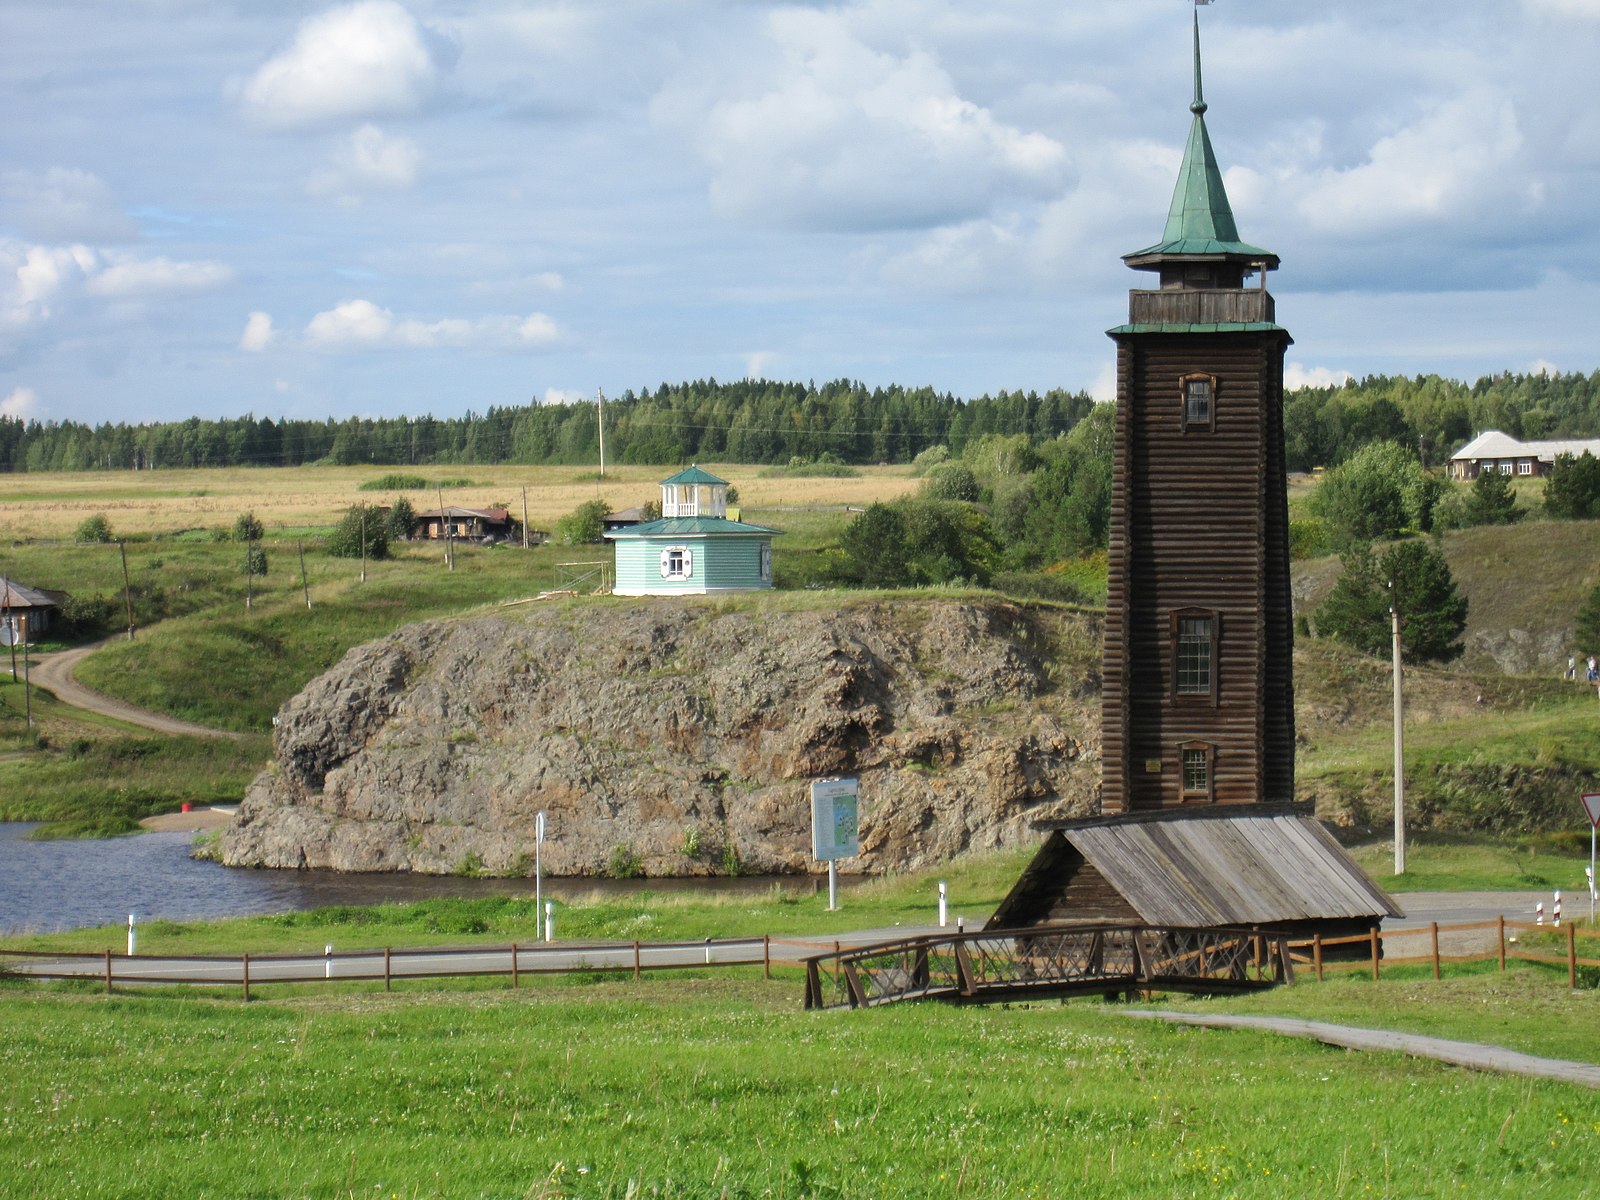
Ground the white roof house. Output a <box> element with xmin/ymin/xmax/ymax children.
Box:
<box><xmin>1447</xmin><ymin>431</ymin><xmax>1600</xmax><ymax>480</ymax></box>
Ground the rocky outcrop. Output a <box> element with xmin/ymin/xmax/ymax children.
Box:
<box><xmin>221</xmin><ymin>597</ymin><xmax>1102</xmax><ymax>876</ymax></box>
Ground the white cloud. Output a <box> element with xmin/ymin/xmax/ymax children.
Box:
<box><xmin>1250</xmin><ymin>90</ymin><xmax>1535</xmax><ymax>238</ymax></box>
<box><xmin>85</xmin><ymin>255</ymin><xmax>234</xmax><ymax>298</ymax></box>
<box><xmin>307</xmin><ymin>125</ymin><xmax>422</xmax><ymax>202</ymax></box>
<box><xmin>1089</xmin><ymin>360</ymin><xmax>1117</xmax><ymax>403</ymax></box>
<box><xmin>1284</xmin><ymin>364</ymin><xmax>1354</xmax><ymax>390</ymax></box>
<box><xmin>240</xmin><ymin>311</ymin><xmax>274</xmax><ymax>352</ymax></box>
<box><xmin>542</xmin><ymin>387</ymin><xmax>582</xmax><ymax>405</ymax></box>
<box><xmin>304</xmin><ymin>298</ymin><xmax>560</xmax><ymax>350</ymax></box>
<box><xmin>1524</xmin><ymin>0</ymin><xmax>1600</xmax><ymax>17</ymax></box>
<box><xmin>654</xmin><ymin>8</ymin><xmax>1066</xmax><ymax>231</ymax></box>
<box><xmin>744</xmin><ymin>350</ymin><xmax>776</xmax><ymax>380</ymax></box>
<box><xmin>1528</xmin><ymin>357</ymin><xmax>1560</xmax><ymax>375</ymax></box>
<box><xmin>1</xmin><ymin>242</ymin><xmax>96</xmax><ymax>333</ymax></box>
<box><xmin>0</xmin><ymin>168</ymin><xmax>136</xmax><ymax>242</ymax></box>
<box><xmin>1</xmin><ymin>387</ymin><xmax>39</xmax><ymax>419</ymax></box>
<box><xmin>239</xmin><ymin>1</ymin><xmax>440</xmax><ymax>129</ymax></box>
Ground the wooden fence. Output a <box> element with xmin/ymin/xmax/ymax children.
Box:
<box><xmin>1290</xmin><ymin>917</ymin><xmax>1600</xmax><ymax>989</ymax></box>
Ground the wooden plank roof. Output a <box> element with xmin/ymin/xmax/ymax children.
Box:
<box><xmin>991</xmin><ymin>809</ymin><xmax>1401</xmax><ymax>929</ymax></box>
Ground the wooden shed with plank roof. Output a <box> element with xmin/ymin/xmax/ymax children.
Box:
<box><xmin>987</xmin><ymin>808</ymin><xmax>1401</xmax><ymax>944</ymax></box>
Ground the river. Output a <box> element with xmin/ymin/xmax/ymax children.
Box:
<box><xmin>0</xmin><ymin>823</ymin><xmax>829</xmax><ymax>934</ymax></box>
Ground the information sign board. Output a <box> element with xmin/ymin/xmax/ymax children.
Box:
<box><xmin>810</xmin><ymin>777</ymin><xmax>860</xmax><ymax>862</ymax></box>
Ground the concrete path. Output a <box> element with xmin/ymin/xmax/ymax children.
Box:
<box><xmin>24</xmin><ymin>636</ymin><xmax>239</xmax><ymax>739</ymax></box>
<box><xmin>1123</xmin><ymin>1009</ymin><xmax>1600</xmax><ymax>1089</ymax></box>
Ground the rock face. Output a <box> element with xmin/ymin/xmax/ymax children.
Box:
<box><xmin>221</xmin><ymin>597</ymin><xmax>1103</xmax><ymax>876</ymax></box>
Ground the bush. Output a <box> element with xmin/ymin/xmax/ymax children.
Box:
<box><xmin>74</xmin><ymin>514</ymin><xmax>113</xmax><ymax>544</ymax></box>
<box><xmin>607</xmin><ymin>844</ymin><xmax>643</xmax><ymax>879</ymax></box>
<box><xmin>1310</xmin><ymin>441</ymin><xmax>1442</xmax><ymax>544</ymax></box>
<box><xmin>1460</xmin><ymin>469</ymin><xmax>1523</xmax><ymax>526</ymax></box>
<box><xmin>989</xmin><ymin>571</ymin><xmax>1092</xmax><ymax>605</ymax></box>
<box><xmin>922</xmin><ymin>464</ymin><xmax>980</xmax><ymax>502</ymax></box>
<box><xmin>242</xmin><ymin>544</ymin><xmax>268</xmax><ymax>577</ymax></box>
<box><xmin>57</xmin><ymin>592</ymin><xmax>118</xmax><ymax>637</ymax></box>
<box><xmin>358</xmin><ymin>474</ymin><xmax>432</xmax><ymax>491</ymax></box>
<box><xmin>910</xmin><ymin>445</ymin><xmax>951</xmax><ymax>476</ymax></box>
<box><xmin>233</xmin><ymin>511</ymin><xmax>265</xmax><ymax>542</ymax></box>
<box><xmin>325</xmin><ymin>504</ymin><xmax>390</xmax><ymax>559</ymax></box>
<box><xmin>1544</xmin><ymin>451</ymin><xmax>1600</xmax><ymax>519</ymax></box>
<box><xmin>384</xmin><ymin>495</ymin><xmax>417</xmax><ymax>543</ymax></box>
<box><xmin>555</xmin><ymin>498</ymin><xmax>609</xmax><ymax>546</ymax></box>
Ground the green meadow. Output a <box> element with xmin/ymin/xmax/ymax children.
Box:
<box><xmin>1</xmin><ymin>967</ymin><xmax>1596</xmax><ymax>1199</ymax></box>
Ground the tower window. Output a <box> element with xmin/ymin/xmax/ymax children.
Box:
<box><xmin>1180</xmin><ymin>373</ymin><xmax>1216</xmax><ymax>432</ymax></box>
<box><xmin>1171</xmin><ymin>610</ymin><xmax>1218</xmax><ymax>700</ymax></box>
<box><xmin>1180</xmin><ymin>742</ymin><xmax>1215</xmax><ymax>802</ymax></box>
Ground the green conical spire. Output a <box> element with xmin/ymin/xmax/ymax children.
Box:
<box><xmin>1161</xmin><ymin>13</ymin><xmax>1241</xmax><ymax>245</ymax></box>
<box><xmin>1123</xmin><ymin>12</ymin><xmax>1276</xmax><ymax>269</ymax></box>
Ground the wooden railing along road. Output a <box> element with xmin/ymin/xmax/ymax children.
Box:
<box><xmin>5</xmin><ymin>916</ymin><xmax>1597</xmax><ymax>1006</ymax></box>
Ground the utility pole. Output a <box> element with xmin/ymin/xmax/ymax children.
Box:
<box><xmin>298</xmin><ymin>541</ymin><xmax>311</xmax><ymax>609</ymax></box>
<box><xmin>1390</xmin><ymin>579</ymin><xmax>1405</xmax><ymax>875</ymax></box>
<box><xmin>118</xmin><ymin>541</ymin><xmax>135</xmax><ymax>640</ymax></box>
<box><xmin>521</xmin><ymin>486</ymin><xmax>530</xmax><ymax>550</ymax></box>
<box><xmin>436</xmin><ymin>486</ymin><xmax>454</xmax><ymax>571</ymax></box>
<box><xmin>20</xmin><ymin>613</ymin><xmax>30</xmax><ymax>730</ymax></box>
<box><xmin>359</xmin><ymin>507</ymin><xmax>367</xmax><ymax>584</ymax></box>
<box><xmin>245</xmin><ymin>541</ymin><xmax>253</xmax><ymax>611</ymax></box>
<box><xmin>597</xmin><ymin>388</ymin><xmax>606</xmax><ymax>480</ymax></box>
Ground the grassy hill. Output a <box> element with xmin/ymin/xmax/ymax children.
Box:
<box><xmin>3</xmin><ymin>467</ymin><xmax>1598</xmax><ymax>841</ymax></box>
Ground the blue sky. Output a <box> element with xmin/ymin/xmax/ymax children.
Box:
<box><xmin>3</xmin><ymin>0</ymin><xmax>1599</xmax><ymax>427</ymax></box>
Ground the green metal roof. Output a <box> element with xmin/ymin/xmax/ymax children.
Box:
<box><xmin>1123</xmin><ymin>14</ymin><xmax>1277</xmax><ymax>270</ymax></box>
<box><xmin>604</xmin><ymin>516</ymin><xmax>781</xmax><ymax>539</ymax></box>
<box><xmin>659</xmin><ymin>464</ymin><xmax>727</xmax><ymax>487</ymax></box>
<box><xmin>1106</xmin><ymin>321</ymin><xmax>1288</xmax><ymax>336</ymax></box>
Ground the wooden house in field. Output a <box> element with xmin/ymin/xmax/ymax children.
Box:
<box><xmin>0</xmin><ymin>576</ymin><xmax>66</xmax><ymax>642</ymax></box>
<box><xmin>412</xmin><ymin>505</ymin><xmax>518</xmax><ymax>543</ymax></box>
<box><xmin>1446</xmin><ymin>430</ymin><xmax>1600</xmax><ymax>481</ymax></box>
<box><xmin>604</xmin><ymin>466</ymin><xmax>780</xmax><ymax>596</ymax></box>
<box><xmin>992</xmin><ymin>15</ymin><xmax>1395</xmax><ymax>940</ymax></box>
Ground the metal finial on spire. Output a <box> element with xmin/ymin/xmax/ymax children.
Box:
<box><xmin>1191</xmin><ymin>10</ymin><xmax>1207</xmax><ymax>116</ymax></box>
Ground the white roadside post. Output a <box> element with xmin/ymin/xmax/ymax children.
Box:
<box><xmin>127</xmin><ymin>913</ymin><xmax>137</xmax><ymax>956</ymax></box>
<box><xmin>534</xmin><ymin>810</ymin><xmax>547</xmax><ymax>940</ymax></box>
<box><xmin>1582</xmin><ymin>793</ymin><xmax>1600</xmax><ymax>922</ymax></box>
<box><xmin>544</xmin><ymin>901</ymin><xmax>554</xmax><ymax>943</ymax></box>
<box><xmin>324</xmin><ymin>944</ymin><xmax>333</xmax><ymax>979</ymax></box>
<box><xmin>938</xmin><ymin>880</ymin><xmax>948</xmax><ymax>929</ymax></box>
<box><xmin>809</xmin><ymin>777</ymin><xmax>860</xmax><ymax>912</ymax></box>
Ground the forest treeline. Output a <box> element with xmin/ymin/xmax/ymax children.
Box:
<box><xmin>0</xmin><ymin>380</ymin><xmax>1094</xmax><ymax>473</ymax></box>
<box><xmin>6</xmin><ymin>369</ymin><xmax>1598</xmax><ymax>474</ymax></box>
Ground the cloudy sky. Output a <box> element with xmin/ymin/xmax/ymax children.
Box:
<box><xmin>3</xmin><ymin>0</ymin><xmax>1599</xmax><ymax>428</ymax></box>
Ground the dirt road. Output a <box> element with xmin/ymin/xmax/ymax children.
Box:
<box><xmin>23</xmin><ymin>637</ymin><xmax>241</xmax><ymax>740</ymax></box>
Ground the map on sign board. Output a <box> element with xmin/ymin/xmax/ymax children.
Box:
<box><xmin>810</xmin><ymin>777</ymin><xmax>860</xmax><ymax>862</ymax></box>
<box><xmin>1583</xmin><ymin>793</ymin><xmax>1600</xmax><ymax>830</ymax></box>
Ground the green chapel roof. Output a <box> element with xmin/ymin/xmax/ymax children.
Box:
<box><xmin>1123</xmin><ymin>13</ymin><xmax>1277</xmax><ymax>271</ymax></box>
<box><xmin>604</xmin><ymin>516</ymin><xmax>780</xmax><ymax>539</ymax></box>
<box><xmin>659</xmin><ymin>464</ymin><xmax>727</xmax><ymax>487</ymax></box>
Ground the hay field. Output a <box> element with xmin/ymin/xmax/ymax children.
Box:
<box><xmin>0</xmin><ymin>463</ymin><xmax>920</xmax><ymax>539</ymax></box>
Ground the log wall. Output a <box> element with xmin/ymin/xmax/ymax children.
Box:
<box><xmin>1102</xmin><ymin>326</ymin><xmax>1296</xmax><ymax>813</ymax></box>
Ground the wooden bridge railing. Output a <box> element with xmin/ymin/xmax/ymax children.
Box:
<box><xmin>801</xmin><ymin>923</ymin><xmax>1293</xmax><ymax>1010</ymax></box>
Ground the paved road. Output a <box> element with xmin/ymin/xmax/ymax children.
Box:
<box><xmin>1124</xmin><ymin>1010</ymin><xmax>1600</xmax><ymax>1089</ymax></box>
<box><xmin>25</xmin><ymin>636</ymin><xmax>239</xmax><ymax>739</ymax></box>
<box><xmin>2</xmin><ymin>930</ymin><xmax>913</xmax><ymax>987</ymax></box>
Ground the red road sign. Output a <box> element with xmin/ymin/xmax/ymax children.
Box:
<box><xmin>1583</xmin><ymin>793</ymin><xmax>1600</xmax><ymax>829</ymax></box>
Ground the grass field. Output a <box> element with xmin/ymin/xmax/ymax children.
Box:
<box><xmin>2</xmin><ymin>977</ymin><xmax>1596</xmax><ymax>1199</ymax></box>
<box><xmin>0</xmin><ymin>462</ymin><xmax>919</xmax><ymax>540</ymax></box>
